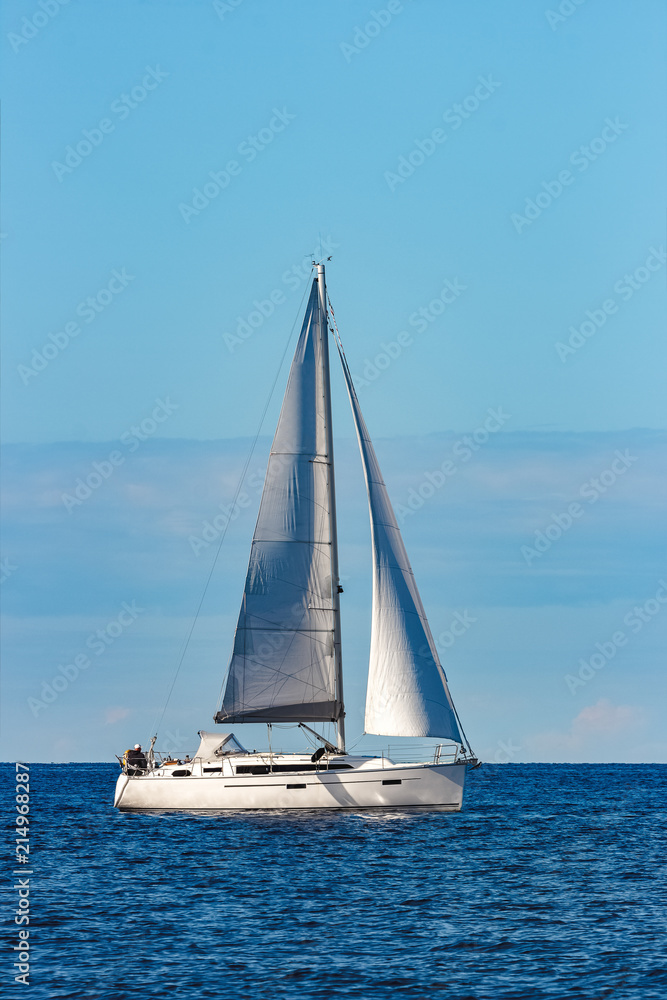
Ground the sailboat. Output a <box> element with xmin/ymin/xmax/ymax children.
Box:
<box><xmin>114</xmin><ymin>264</ymin><xmax>478</xmax><ymax>812</ymax></box>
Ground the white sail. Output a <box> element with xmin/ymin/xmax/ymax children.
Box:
<box><xmin>216</xmin><ymin>282</ymin><xmax>341</xmax><ymax>724</ymax></box>
<box><xmin>336</xmin><ymin>341</ymin><xmax>462</xmax><ymax>742</ymax></box>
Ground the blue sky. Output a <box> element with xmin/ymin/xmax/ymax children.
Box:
<box><xmin>1</xmin><ymin>0</ymin><xmax>665</xmax><ymax>762</ymax></box>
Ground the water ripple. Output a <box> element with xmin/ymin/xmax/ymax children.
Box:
<box><xmin>2</xmin><ymin>763</ymin><xmax>665</xmax><ymax>1000</ymax></box>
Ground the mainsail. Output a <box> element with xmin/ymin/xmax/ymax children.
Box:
<box><xmin>335</xmin><ymin>338</ymin><xmax>462</xmax><ymax>742</ymax></box>
<box><xmin>216</xmin><ymin>281</ymin><xmax>341</xmax><ymax>724</ymax></box>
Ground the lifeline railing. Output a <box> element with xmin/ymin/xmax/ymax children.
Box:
<box><xmin>117</xmin><ymin>743</ymin><xmax>472</xmax><ymax>773</ymax></box>
<box><xmin>355</xmin><ymin>743</ymin><xmax>463</xmax><ymax>765</ymax></box>
<box><xmin>116</xmin><ymin>749</ymin><xmax>196</xmax><ymax>773</ymax></box>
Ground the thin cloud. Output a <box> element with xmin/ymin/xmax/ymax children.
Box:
<box><xmin>526</xmin><ymin>699</ymin><xmax>647</xmax><ymax>761</ymax></box>
<box><xmin>104</xmin><ymin>706</ymin><xmax>132</xmax><ymax>725</ymax></box>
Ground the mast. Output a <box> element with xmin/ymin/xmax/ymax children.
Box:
<box><xmin>317</xmin><ymin>263</ymin><xmax>345</xmax><ymax>752</ymax></box>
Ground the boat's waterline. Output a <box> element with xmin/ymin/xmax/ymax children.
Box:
<box><xmin>114</xmin><ymin>758</ymin><xmax>467</xmax><ymax>812</ymax></box>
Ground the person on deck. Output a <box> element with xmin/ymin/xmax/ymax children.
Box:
<box><xmin>125</xmin><ymin>744</ymin><xmax>148</xmax><ymax>775</ymax></box>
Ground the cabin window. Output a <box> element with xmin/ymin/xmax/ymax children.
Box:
<box><xmin>171</xmin><ymin>770</ymin><xmax>192</xmax><ymax>777</ymax></box>
<box><xmin>286</xmin><ymin>783</ymin><xmax>307</xmax><ymax>789</ymax></box>
<box><xmin>203</xmin><ymin>767</ymin><xmax>223</xmax><ymax>773</ymax></box>
<box><xmin>382</xmin><ymin>779</ymin><xmax>402</xmax><ymax>785</ymax></box>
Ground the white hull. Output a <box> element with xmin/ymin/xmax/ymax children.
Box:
<box><xmin>114</xmin><ymin>759</ymin><xmax>467</xmax><ymax>812</ymax></box>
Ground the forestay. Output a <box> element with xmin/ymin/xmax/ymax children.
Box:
<box><xmin>336</xmin><ymin>341</ymin><xmax>462</xmax><ymax>742</ymax></box>
<box><xmin>216</xmin><ymin>283</ymin><xmax>341</xmax><ymax>724</ymax></box>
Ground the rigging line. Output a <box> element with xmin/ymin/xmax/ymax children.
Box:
<box><xmin>152</xmin><ymin>275</ymin><xmax>315</xmax><ymax>742</ymax></box>
<box><xmin>328</xmin><ymin>294</ymin><xmax>357</xmax><ymax>397</ymax></box>
<box><xmin>326</xmin><ymin>293</ymin><xmax>348</xmax><ymax>362</ymax></box>
<box><xmin>345</xmin><ymin>733</ymin><xmax>367</xmax><ymax>752</ymax></box>
<box><xmin>450</xmin><ymin>697</ymin><xmax>476</xmax><ymax>756</ymax></box>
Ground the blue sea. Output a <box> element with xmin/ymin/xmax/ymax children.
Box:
<box><xmin>3</xmin><ymin>763</ymin><xmax>666</xmax><ymax>999</ymax></box>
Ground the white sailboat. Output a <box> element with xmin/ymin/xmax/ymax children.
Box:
<box><xmin>114</xmin><ymin>264</ymin><xmax>478</xmax><ymax>812</ymax></box>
